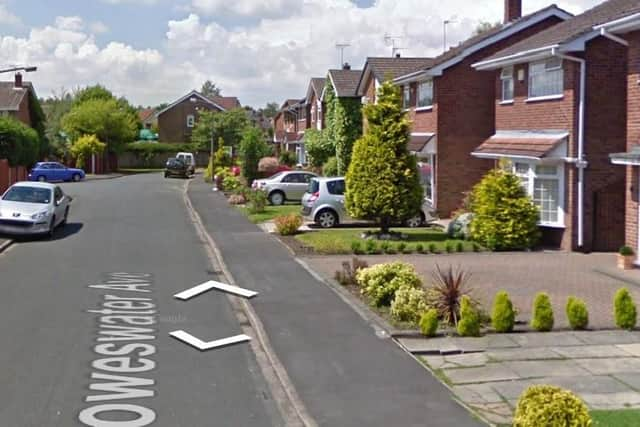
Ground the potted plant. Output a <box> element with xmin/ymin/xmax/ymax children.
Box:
<box><xmin>618</xmin><ymin>246</ymin><xmax>636</xmax><ymax>270</ymax></box>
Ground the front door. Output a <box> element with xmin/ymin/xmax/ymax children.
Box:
<box><xmin>593</xmin><ymin>180</ymin><xmax>625</xmax><ymax>252</ymax></box>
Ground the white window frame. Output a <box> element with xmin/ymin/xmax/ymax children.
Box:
<box><xmin>416</xmin><ymin>80</ymin><xmax>434</xmax><ymax>110</ymax></box>
<box><xmin>403</xmin><ymin>85</ymin><xmax>411</xmax><ymax>110</ymax></box>
<box><xmin>186</xmin><ymin>114</ymin><xmax>195</xmax><ymax>128</ymax></box>
<box><xmin>528</xmin><ymin>57</ymin><xmax>564</xmax><ymax>100</ymax></box>
<box><xmin>500</xmin><ymin>67</ymin><xmax>514</xmax><ymax>103</ymax></box>
<box><xmin>512</xmin><ymin>161</ymin><xmax>565</xmax><ymax>227</ymax></box>
<box><xmin>418</xmin><ymin>154</ymin><xmax>436</xmax><ymax>205</ymax></box>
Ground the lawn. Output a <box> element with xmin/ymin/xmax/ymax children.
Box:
<box><xmin>591</xmin><ymin>409</ymin><xmax>640</xmax><ymax>426</ymax></box>
<box><xmin>237</xmin><ymin>204</ymin><xmax>302</xmax><ymax>223</ymax></box>
<box><xmin>294</xmin><ymin>228</ymin><xmax>481</xmax><ymax>255</ymax></box>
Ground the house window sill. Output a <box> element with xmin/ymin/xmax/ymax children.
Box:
<box><xmin>415</xmin><ymin>106</ymin><xmax>433</xmax><ymax>112</ymax></box>
<box><xmin>499</xmin><ymin>100</ymin><xmax>514</xmax><ymax>105</ymax></box>
<box><xmin>538</xmin><ymin>222</ymin><xmax>565</xmax><ymax>229</ymax></box>
<box><xmin>526</xmin><ymin>94</ymin><xmax>564</xmax><ymax>103</ymax></box>
<box><xmin>402</xmin><ymin>108</ymin><xmax>411</xmax><ymax>112</ymax></box>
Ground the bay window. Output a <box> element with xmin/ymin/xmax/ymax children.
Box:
<box><xmin>528</xmin><ymin>57</ymin><xmax>563</xmax><ymax>99</ymax></box>
<box><xmin>501</xmin><ymin>67</ymin><xmax>514</xmax><ymax>102</ymax></box>
<box><xmin>403</xmin><ymin>85</ymin><xmax>411</xmax><ymax>109</ymax></box>
<box><xmin>417</xmin><ymin>80</ymin><xmax>433</xmax><ymax>108</ymax></box>
<box><xmin>513</xmin><ymin>162</ymin><xmax>564</xmax><ymax>226</ymax></box>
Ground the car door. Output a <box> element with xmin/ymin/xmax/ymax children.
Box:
<box><xmin>51</xmin><ymin>163</ymin><xmax>66</xmax><ymax>181</ymax></box>
<box><xmin>285</xmin><ymin>173</ymin><xmax>311</xmax><ymax>200</ymax></box>
<box><xmin>53</xmin><ymin>186</ymin><xmax>66</xmax><ymax>224</ymax></box>
<box><xmin>327</xmin><ymin>179</ymin><xmax>349</xmax><ymax>221</ymax></box>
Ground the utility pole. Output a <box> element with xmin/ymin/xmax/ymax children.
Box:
<box><xmin>443</xmin><ymin>19</ymin><xmax>457</xmax><ymax>52</ymax></box>
<box><xmin>335</xmin><ymin>43</ymin><xmax>351</xmax><ymax>67</ymax></box>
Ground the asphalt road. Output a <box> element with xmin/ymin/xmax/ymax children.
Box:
<box><xmin>0</xmin><ymin>173</ymin><xmax>282</xmax><ymax>426</ymax></box>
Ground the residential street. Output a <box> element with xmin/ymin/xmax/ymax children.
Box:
<box><xmin>0</xmin><ymin>173</ymin><xmax>482</xmax><ymax>426</ymax></box>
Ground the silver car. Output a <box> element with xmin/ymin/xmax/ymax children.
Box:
<box><xmin>252</xmin><ymin>171</ymin><xmax>318</xmax><ymax>205</ymax></box>
<box><xmin>0</xmin><ymin>181</ymin><xmax>72</xmax><ymax>237</ymax></box>
<box><xmin>302</xmin><ymin>177</ymin><xmax>435</xmax><ymax>228</ymax></box>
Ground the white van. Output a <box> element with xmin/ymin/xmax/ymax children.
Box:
<box><xmin>176</xmin><ymin>152</ymin><xmax>195</xmax><ymax>176</ymax></box>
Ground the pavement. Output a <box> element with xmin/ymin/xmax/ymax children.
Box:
<box><xmin>398</xmin><ymin>331</ymin><xmax>640</xmax><ymax>424</ymax></box>
<box><xmin>303</xmin><ymin>253</ymin><xmax>640</xmax><ymax>329</ymax></box>
<box><xmin>0</xmin><ymin>174</ymin><xmax>282</xmax><ymax>426</ymax></box>
<box><xmin>0</xmin><ymin>238</ymin><xmax>11</xmax><ymax>253</ymax></box>
<box><xmin>188</xmin><ymin>177</ymin><xmax>483</xmax><ymax>427</ymax></box>
<box><xmin>84</xmin><ymin>173</ymin><xmax>124</xmax><ymax>181</ymax></box>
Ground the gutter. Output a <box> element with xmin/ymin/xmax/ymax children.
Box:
<box><xmin>472</xmin><ymin>45</ymin><xmax>559</xmax><ymax>70</ymax></box>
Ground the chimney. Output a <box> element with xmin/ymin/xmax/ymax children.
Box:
<box><xmin>504</xmin><ymin>0</ymin><xmax>522</xmax><ymax>23</ymax></box>
<box><xmin>342</xmin><ymin>62</ymin><xmax>351</xmax><ymax>70</ymax></box>
<box><xmin>395</xmin><ymin>53</ymin><xmax>401</xmax><ymax>58</ymax></box>
<box><xmin>14</xmin><ymin>72</ymin><xmax>22</xmax><ymax>88</ymax></box>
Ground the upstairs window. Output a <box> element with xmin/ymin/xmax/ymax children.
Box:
<box><xmin>186</xmin><ymin>114</ymin><xmax>195</xmax><ymax>128</ymax></box>
<box><xmin>403</xmin><ymin>85</ymin><xmax>411</xmax><ymax>109</ymax></box>
<box><xmin>529</xmin><ymin>58</ymin><xmax>563</xmax><ymax>98</ymax></box>
<box><xmin>417</xmin><ymin>80</ymin><xmax>433</xmax><ymax>108</ymax></box>
<box><xmin>501</xmin><ymin>67</ymin><xmax>514</xmax><ymax>102</ymax></box>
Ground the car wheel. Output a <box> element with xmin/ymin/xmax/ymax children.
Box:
<box><xmin>405</xmin><ymin>213</ymin><xmax>424</xmax><ymax>228</ymax></box>
<box><xmin>164</xmin><ymin>172</ymin><xmax>169</xmax><ymax>178</ymax></box>
<box><xmin>269</xmin><ymin>191</ymin><xmax>285</xmax><ymax>206</ymax></box>
<box><xmin>316</xmin><ymin>209</ymin><xmax>338</xmax><ymax>228</ymax></box>
<box><xmin>61</xmin><ymin>207</ymin><xmax>69</xmax><ymax>226</ymax></box>
<box><xmin>72</xmin><ymin>173</ymin><xmax>81</xmax><ymax>182</ymax></box>
<box><xmin>38</xmin><ymin>176</ymin><xmax>46</xmax><ymax>182</ymax></box>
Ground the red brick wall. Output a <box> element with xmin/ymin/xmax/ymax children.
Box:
<box><xmin>406</xmin><ymin>81</ymin><xmax>438</xmax><ymax>133</ymax></box>
<box><xmin>158</xmin><ymin>97</ymin><xmax>221</xmax><ymax>143</ymax></box>
<box><xmin>626</xmin><ymin>31</ymin><xmax>640</xmax><ymax>253</ymax></box>
<box><xmin>12</xmin><ymin>93</ymin><xmax>32</xmax><ymax>127</ymax></box>
<box><xmin>0</xmin><ymin>159</ymin><xmax>8</xmax><ymax>194</ymax></box>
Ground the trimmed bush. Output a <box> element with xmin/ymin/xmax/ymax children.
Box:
<box><xmin>428</xmin><ymin>243</ymin><xmax>437</xmax><ymax>254</ymax></box>
<box><xmin>419</xmin><ymin>309</ymin><xmax>439</xmax><ymax>337</ymax></box>
<box><xmin>531</xmin><ymin>292</ymin><xmax>554</xmax><ymax>332</ymax></box>
<box><xmin>416</xmin><ymin>243</ymin><xmax>425</xmax><ymax>254</ymax></box>
<box><xmin>356</xmin><ymin>262</ymin><xmax>422</xmax><ymax>307</ymax></box>
<box><xmin>566</xmin><ymin>296</ymin><xmax>589</xmax><ymax>330</ymax></box>
<box><xmin>246</xmin><ymin>189</ymin><xmax>267</xmax><ymax>214</ymax></box>
<box><xmin>456</xmin><ymin>242</ymin><xmax>464</xmax><ymax>253</ymax></box>
<box><xmin>491</xmin><ymin>291</ymin><xmax>515</xmax><ymax>333</ymax></box>
<box><xmin>390</xmin><ymin>286</ymin><xmax>428</xmax><ymax>324</ymax></box>
<box><xmin>614</xmin><ymin>287</ymin><xmax>637</xmax><ymax>330</ymax></box>
<box><xmin>222</xmin><ymin>174</ymin><xmax>243</xmax><ymax>194</ymax></box>
<box><xmin>457</xmin><ymin>295</ymin><xmax>481</xmax><ymax>337</ymax></box>
<box><xmin>397</xmin><ymin>242</ymin><xmax>407</xmax><ymax>253</ymax></box>
<box><xmin>619</xmin><ymin>245</ymin><xmax>635</xmax><ymax>256</ymax></box>
<box><xmin>322</xmin><ymin>156</ymin><xmax>338</xmax><ymax>177</ymax></box>
<box><xmin>513</xmin><ymin>385</ymin><xmax>591</xmax><ymax>427</ymax></box>
<box><xmin>274</xmin><ymin>214</ymin><xmax>302</xmax><ymax>236</ymax></box>
<box><xmin>365</xmin><ymin>239</ymin><xmax>377</xmax><ymax>255</ymax></box>
<box><xmin>351</xmin><ymin>241</ymin><xmax>363</xmax><ymax>255</ymax></box>
<box><xmin>445</xmin><ymin>242</ymin><xmax>454</xmax><ymax>253</ymax></box>
<box><xmin>380</xmin><ymin>241</ymin><xmax>390</xmax><ymax>253</ymax></box>
<box><xmin>258</xmin><ymin>157</ymin><xmax>279</xmax><ymax>175</ymax></box>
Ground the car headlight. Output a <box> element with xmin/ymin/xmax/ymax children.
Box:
<box><xmin>31</xmin><ymin>210</ymin><xmax>49</xmax><ymax>220</ymax></box>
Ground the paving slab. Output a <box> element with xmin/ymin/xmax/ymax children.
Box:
<box><xmin>451</xmin><ymin>337</ymin><xmax>489</xmax><ymax>353</ymax></box>
<box><xmin>612</xmin><ymin>373</ymin><xmax>640</xmax><ymax>390</ymax></box>
<box><xmin>443</xmin><ymin>353</ymin><xmax>489</xmax><ymax>368</ymax></box>
<box><xmin>486</xmin><ymin>334</ymin><xmax>522</xmax><ymax>349</ymax></box>
<box><xmin>451</xmin><ymin>384</ymin><xmax>504</xmax><ymax>404</ymax></box>
<box><xmin>421</xmin><ymin>355</ymin><xmax>446</xmax><ymax>370</ymax></box>
<box><xmin>491</xmin><ymin>376</ymin><xmax>631</xmax><ymax>400</ymax></box>
<box><xmin>575</xmin><ymin>358</ymin><xmax>640</xmax><ymax>375</ymax></box>
<box><xmin>469</xmin><ymin>402</ymin><xmax>513</xmax><ymax>425</ymax></box>
<box><xmin>509</xmin><ymin>332</ymin><xmax>585</xmax><ymax>348</ymax></box>
<box><xmin>617</xmin><ymin>343</ymin><xmax>640</xmax><ymax>357</ymax></box>
<box><xmin>444</xmin><ymin>363</ymin><xmax>520</xmax><ymax>385</ymax></box>
<box><xmin>571</xmin><ymin>330</ymin><xmax>640</xmax><ymax>345</ymax></box>
<box><xmin>396</xmin><ymin>337</ymin><xmax>458</xmax><ymax>354</ymax></box>
<box><xmin>487</xmin><ymin>347</ymin><xmax>562</xmax><ymax>362</ymax></box>
<box><xmin>551</xmin><ymin>344</ymin><xmax>632</xmax><ymax>359</ymax></box>
<box><xmin>580</xmin><ymin>392</ymin><xmax>640</xmax><ymax>410</ymax></box>
<box><xmin>504</xmin><ymin>360</ymin><xmax>590</xmax><ymax>378</ymax></box>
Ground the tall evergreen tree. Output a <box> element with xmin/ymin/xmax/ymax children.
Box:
<box><xmin>345</xmin><ymin>80</ymin><xmax>423</xmax><ymax>234</ymax></box>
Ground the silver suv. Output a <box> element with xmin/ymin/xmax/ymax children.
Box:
<box><xmin>302</xmin><ymin>177</ymin><xmax>435</xmax><ymax>228</ymax></box>
<box><xmin>252</xmin><ymin>171</ymin><xmax>318</xmax><ymax>205</ymax></box>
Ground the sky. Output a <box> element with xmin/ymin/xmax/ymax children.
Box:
<box><xmin>0</xmin><ymin>0</ymin><xmax>603</xmax><ymax>109</ymax></box>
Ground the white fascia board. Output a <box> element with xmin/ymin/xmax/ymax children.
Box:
<box><xmin>472</xmin><ymin>45</ymin><xmax>558</xmax><ymax>70</ymax></box>
<box><xmin>611</xmin><ymin>157</ymin><xmax>640</xmax><ymax>166</ymax></box>
<box><xmin>156</xmin><ymin>90</ymin><xmax>225</xmax><ymax>117</ymax></box>
<box><xmin>559</xmin><ymin>31</ymin><xmax>601</xmax><ymax>53</ymax></box>
<box><xmin>393</xmin><ymin>70</ymin><xmax>429</xmax><ymax>85</ymax></box>
<box><xmin>471</xmin><ymin>152</ymin><xmax>542</xmax><ymax>161</ymax></box>
<box><xmin>595</xmin><ymin>12</ymin><xmax>640</xmax><ymax>34</ymax></box>
<box><xmin>326</xmin><ymin>71</ymin><xmax>338</xmax><ymax>99</ymax></box>
<box><xmin>430</xmin><ymin>8</ymin><xmax>572</xmax><ymax>75</ymax></box>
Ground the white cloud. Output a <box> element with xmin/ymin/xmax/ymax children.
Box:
<box><xmin>0</xmin><ymin>0</ymin><xmax>607</xmax><ymax>108</ymax></box>
<box><xmin>101</xmin><ymin>0</ymin><xmax>159</xmax><ymax>4</ymax></box>
<box><xmin>90</xmin><ymin>21</ymin><xmax>110</xmax><ymax>34</ymax></box>
<box><xmin>0</xmin><ymin>4</ymin><xmax>21</xmax><ymax>26</ymax></box>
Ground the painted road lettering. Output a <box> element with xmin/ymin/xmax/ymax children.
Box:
<box><xmin>79</xmin><ymin>273</ymin><xmax>157</xmax><ymax>427</ymax></box>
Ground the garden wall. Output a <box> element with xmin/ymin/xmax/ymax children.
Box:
<box><xmin>0</xmin><ymin>159</ymin><xmax>27</xmax><ymax>194</ymax></box>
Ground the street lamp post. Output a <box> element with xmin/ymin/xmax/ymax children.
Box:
<box><xmin>0</xmin><ymin>65</ymin><xmax>37</xmax><ymax>74</ymax></box>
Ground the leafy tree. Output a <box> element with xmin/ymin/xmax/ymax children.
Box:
<box><xmin>191</xmin><ymin>108</ymin><xmax>250</xmax><ymax>150</ymax></box>
<box><xmin>345</xmin><ymin>80</ymin><xmax>423</xmax><ymax>234</ymax></box>
<box><xmin>70</xmin><ymin>134</ymin><xmax>106</xmax><ymax>169</ymax></box>
<box><xmin>239</xmin><ymin>127</ymin><xmax>270</xmax><ymax>185</ymax></box>
<box><xmin>323</xmin><ymin>78</ymin><xmax>362</xmax><ymax>174</ymax></box>
<box><xmin>41</xmin><ymin>88</ymin><xmax>74</xmax><ymax>158</ymax></box>
<box><xmin>261</xmin><ymin>102</ymin><xmax>279</xmax><ymax>119</ymax></box>
<box><xmin>200</xmin><ymin>80</ymin><xmax>221</xmax><ymax>98</ymax></box>
<box><xmin>0</xmin><ymin>116</ymin><xmax>40</xmax><ymax>166</ymax></box>
<box><xmin>73</xmin><ymin>84</ymin><xmax>115</xmax><ymax>106</ymax></box>
<box><xmin>304</xmin><ymin>128</ymin><xmax>334</xmax><ymax>168</ymax></box>
<box><xmin>61</xmin><ymin>98</ymin><xmax>138</xmax><ymax>153</ymax></box>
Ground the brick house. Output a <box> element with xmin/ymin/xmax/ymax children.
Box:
<box><xmin>157</xmin><ymin>90</ymin><xmax>241</xmax><ymax>143</ymax></box>
<box><xmin>472</xmin><ymin>0</ymin><xmax>636</xmax><ymax>252</ymax></box>
<box><xmin>307</xmin><ymin>77</ymin><xmax>325</xmax><ymax>131</ymax></box>
<box><xmin>0</xmin><ymin>73</ymin><xmax>38</xmax><ymax>127</ymax></box>
<box><xmin>272</xmin><ymin>99</ymin><xmax>300</xmax><ymax>156</ymax></box>
<box><xmin>391</xmin><ymin>1</ymin><xmax>571</xmax><ymax>218</ymax></box>
<box><xmin>601</xmin><ymin>3</ymin><xmax>640</xmax><ymax>262</ymax></box>
<box><xmin>326</xmin><ymin>66</ymin><xmax>363</xmax><ymax>100</ymax></box>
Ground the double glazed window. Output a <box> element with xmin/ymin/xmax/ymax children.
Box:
<box><xmin>186</xmin><ymin>115</ymin><xmax>195</xmax><ymax>128</ymax></box>
<box><xmin>501</xmin><ymin>67</ymin><xmax>514</xmax><ymax>102</ymax></box>
<box><xmin>417</xmin><ymin>80</ymin><xmax>433</xmax><ymax>108</ymax></box>
<box><xmin>403</xmin><ymin>85</ymin><xmax>411</xmax><ymax>109</ymax></box>
<box><xmin>529</xmin><ymin>58</ymin><xmax>563</xmax><ymax>98</ymax></box>
<box><xmin>513</xmin><ymin>162</ymin><xmax>564</xmax><ymax>226</ymax></box>
<box><xmin>418</xmin><ymin>156</ymin><xmax>435</xmax><ymax>203</ymax></box>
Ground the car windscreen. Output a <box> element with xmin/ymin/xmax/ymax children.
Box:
<box><xmin>306</xmin><ymin>179</ymin><xmax>320</xmax><ymax>194</ymax></box>
<box><xmin>177</xmin><ymin>155</ymin><xmax>193</xmax><ymax>165</ymax></box>
<box><xmin>2</xmin><ymin>187</ymin><xmax>52</xmax><ymax>204</ymax></box>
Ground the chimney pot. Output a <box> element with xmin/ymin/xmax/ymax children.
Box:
<box><xmin>342</xmin><ymin>62</ymin><xmax>351</xmax><ymax>70</ymax></box>
<box><xmin>14</xmin><ymin>72</ymin><xmax>22</xmax><ymax>88</ymax></box>
<box><xmin>504</xmin><ymin>0</ymin><xmax>522</xmax><ymax>23</ymax></box>
<box><xmin>395</xmin><ymin>53</ymin><xmax>401</xmax><ymax>58</ymax></box>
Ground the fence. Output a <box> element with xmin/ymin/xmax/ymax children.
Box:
<box><xmin>0</xmin><ymin>159</ymin><xmax>27</xmax><ymax>194</ymax></box>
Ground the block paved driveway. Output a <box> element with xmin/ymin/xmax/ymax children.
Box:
<box><xmin>303</xmin><ymin>252</ymin><xmax>640</xmax><ymax>329</ymax></box>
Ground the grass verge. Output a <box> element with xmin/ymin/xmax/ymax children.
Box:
<box><xmin>591</xmin><ymin>409</ymin><xmax>640</xmax><ymax>426</ymax></box>
<box><xmin>237</xmin><ymin>204</ymin><xmax>302</xmax><ymax>224</ymax></box>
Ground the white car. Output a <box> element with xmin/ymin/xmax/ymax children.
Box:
<box><xmin>251</xmin><ymin>171</ymin><xmax>318</xmax><ymax>205</ymax></box>
<box><xmin>0</xmin><ymin>181</ymin><xmax>72</xmax><ymax>237</ymax></box>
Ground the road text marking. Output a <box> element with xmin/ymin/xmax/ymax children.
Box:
<box><xmin>173</xmin><ymin>280</ymin><xmax>258</xmax><ymax>300</ymax></box>
<box><xmin>169</xmin><ymin>330</ymin><xmax>251</xmax><ymax>351</ymax></box>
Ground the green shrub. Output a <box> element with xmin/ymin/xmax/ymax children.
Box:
<box><xmin>390</xmin><ymin>285</ymin><xmax>428</xmax><ymax>324</ymax></box>
<box><xmin>239</xmin><ymin>127</ymin><xmax>270</xmax><ymax>185</ymax></box>
<box><xmin>456</xmin><ymin>242</ymin><xmax>464</xmax><ymax>253</ymax></box>
<box><xmin>531</xmin><ymin>292</ymin><xmax>554</xmax><ymax>332</ymax></box>
<box><xmin>204</xmin><ymin>154</ymin><xmax>215</xmax><ymax>182</ymax></box>
<box><xmin>416</xmin><ymin>243</ymin><xmax>425</xmax><ymax>254</ymax></box>
<box><xmin>356</xmin><ymin>262</ymin><xmax>422</xmax><ymax>307</ymax></box>
<box><xmin>457</xmin><ymin>295</ymin><xmax>481</xmax><ymax>337</ymax></box>
<box><xmin>334</xmin><ymin>258</ymin><xmax>368</xmax><ymax>286</ymax></box>
<box><xmin>246</xmin><ymin>189</ymin><xmax>267</xmax><ymax>214</ymax></box>
<box><xmin>566</xmin><ymin>296</ymin><xmax>589</xmax><ymax>330</ymax></box>
<box><xmin>222</xmin><ymin>174</ymin><xmax>243</xmax><ymax>194</ymax></box>
<box><xmin>351</xmin><ymin>241</ymin><xmax>363</xmax><ymax>255</ymax></box>
<box><xmin>426</xmin><ymin>265</ymin><xmax>474</xmax><ymax>325</ymax></box>
<box><xmin>419</xmin><ymin>309</ymin><xmax>439</xmax><ymax>337</ymax></box>
<box><xmin>322</xmin><ymin>156</ymin><xmax>338</xmax><ymax>177</ymax></box>
<box><xmin>491</xmin><ymin>291</ymin><xmax>515</xmax><ymax>333</ymax></box>
<box><xmin>469</xmin><ymin>168</ymin><xmax>540</xmax><ymax>251</ymax></box>
<box><xmin>365</xmin><ymin>239</ymin><xmax>377</xmax><ymax>255</ymax></box>
<box><xmin>274</xmin><ymin>214</ymin><xmax>302</xmax><ymax>236</ymax></box>
<box><xmin>445</xmin><ymin>242</ymin><xmax>454</xmax><ymax>253</ymax></box>
<box><xmin>513</xmin><ymin>385</ymin><xmax>591</xmax><ymax>427</ymax></box>
<box><xmin>614</xmin><ymin>287</ymin><xmax>637</xmax><ymax>330</ymax></box>
<box><xmin>279</xmin><ymin>150</ymin><xmax>297</xmax><ymax>167</ymax></box>
<box><xmin>397</xmin><ymin>242</ymin><xmax>407</xmax><ymax>253</ymax></box>
<box><xmin>619</xmin><ymin>245</ymin><xmax>635</xmax><ymax>256</ymax></box>
<box><xmin>472</xmin><ymin>242</ymin><xmax>481</xmax><ymax>252</ymax></box>
<box><xmin>380</xmin><ymin>241</ymin><xmax>390</xmax><ymax>253</ymax></box>
<box><xmin>0</xmin><ymin>116</ymin><xmax>41</xmax><ymax>166</ymax></box>
<box><xmin>428</xmin><ymin>243</ymin><xmax>437</xmax><ymax>254</ymax></box>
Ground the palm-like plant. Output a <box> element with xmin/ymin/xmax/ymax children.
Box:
<box><xmin>427</xmin><ymin>264</ymin><xmax>475</xmax><ymax>326</ymax></box>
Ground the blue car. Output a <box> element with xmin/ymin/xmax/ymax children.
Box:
<box><xmin>28</xmin><ymin>162</ymin><xmax>85</xmax><ymax>182</ymax></box>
